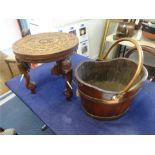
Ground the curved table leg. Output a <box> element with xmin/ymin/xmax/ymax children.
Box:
<box><xmin>16</xmin><ymin>59</ymin><xmax>36</xmax><ymax>94</ymax></box>
<box><xmin>52</xmin><ymin>58</ymin><xmax>73</xmax><ymax>100</ymax></box>
<box><xmin>62</xmin><ymin>58</ymin><xmax>73</xmax><ymax>100</ymax></box>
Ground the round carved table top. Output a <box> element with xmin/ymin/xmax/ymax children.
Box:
<box><xmin>12</xmin><ymin>32</ymin><xmax>79</xmax><ymax>63</ymax></box>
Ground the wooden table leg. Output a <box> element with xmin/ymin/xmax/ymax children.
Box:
<box><xmin>51</xmin><ymin>60</ymin><xmax>63</xmax><ymax>75</ymax></box>
<box><xmin>16</xmin><ymin>59</ymin><xmax>36</xmax><ymax>94</ymax></box>
<box><xmin>62</xmin><ymin>58</ymin><xmax>73</xmax><ymax>100</ymax></box>
<box><xmin>52</xmin><ymin>58</ymin><xmax>73</xmax><ymax>100</ymax></box>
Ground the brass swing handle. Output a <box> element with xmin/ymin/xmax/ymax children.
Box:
<box><xmin>125</xmin><ymin>45</ymin><xmax>155</xmax><ymax>82</ymax></box>
<box><xmin>102</xmin><ymin>38</ymin><xmax>144</xmax><ymax>95</ymax></box>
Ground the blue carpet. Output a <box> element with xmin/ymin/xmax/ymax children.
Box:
<box><xmin>0</xmin><ymin>95</ymin><xmax>55</xmax><ymax>135</ymax></box>
<box><xmin>5</xmin><ymin>54</ymin><xmax>155</xmax><ymax>135</ymax></box>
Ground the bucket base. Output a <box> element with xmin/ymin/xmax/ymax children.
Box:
<box><xmin>82</xmin><ymin>105</ymin><xmax>129</xmax><ymax>120</ymax></box>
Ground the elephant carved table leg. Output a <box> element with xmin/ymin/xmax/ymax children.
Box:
<box><xmin>62</xmin><ymin>58</ymin><xmax>73</xmax><ymax>100</ymax></box>
<box><xmin>16</xmin><ymin>59</ymin><xmax>36</xmax><ymax>94</ymax></box>
<box><xmin>51</xmin><ymin>58</ymin><xmax>73</xmax><ymax>100</ymax></box>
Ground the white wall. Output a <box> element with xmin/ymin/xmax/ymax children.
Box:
<box><xmin>54</xmin><ymin>19</ymin><xmax>105</xmax><ymax>59</ymax></box>
<box><xmin>27</xmin><ymin>19</ymin><xmax>87</xmax><ymax>33</ymax></box>
<box><xmin>0</xmin><ymin>19</ymin><xmax>21</xmax><ymax>54</ymax></box>
<box><xmin>86</xmin><ymin>19</ymin><xmax>105</xmax><ymax>59</ymax></box>
<box><xmin>56</xmin><ymin>19</ymin><xmax>105</xmax><ymax>59</ymax></box>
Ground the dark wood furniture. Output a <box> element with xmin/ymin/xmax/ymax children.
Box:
<box><xmin>125</xmin><ymin>45</ymin><xmax>155</xmax><ymax>82</ymax></box>
<box><xmin>142</xmin><ymin>23</ymin><xmax>155</xmax><ymax>40</ymax></box>
<box><xmin>12</xmin><ymin>32</ymin><xmax>79</xmax><ymax>99</ymax></box>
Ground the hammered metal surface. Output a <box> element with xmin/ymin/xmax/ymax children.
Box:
<box><xmin>13</xmin><ymin>32</ymin><xmax>79</xmax><ymax>56</ymax></box>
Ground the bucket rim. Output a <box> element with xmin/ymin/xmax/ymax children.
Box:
<box><xmin>74</xmin><ymin>58</ymin><xmax>148</xmax><ymax>94</ymax></box>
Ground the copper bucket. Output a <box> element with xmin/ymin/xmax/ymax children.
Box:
<box><xmin>75</xmin><ymin>38</ymin><xmax>148</xmax><ymax>119</ymax></box>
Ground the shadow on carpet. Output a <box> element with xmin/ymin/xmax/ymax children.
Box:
<box><xmin>0</xmin><ymin>94</ymin><xmax>55</xmax><ymax>135</ymax></box>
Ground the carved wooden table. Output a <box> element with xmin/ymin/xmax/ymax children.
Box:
<box><xmin>12</xmin><ymin>32</ymin><xmax>79</xmax><ymax>99</ymax></box>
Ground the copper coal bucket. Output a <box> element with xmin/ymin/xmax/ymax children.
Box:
<box><xmin>75</xmin><ymin>38</ymin><xmax>148</xmax><ymax>119</ymax></box>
